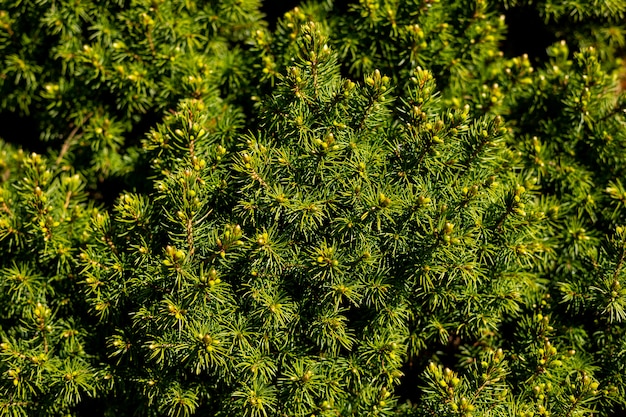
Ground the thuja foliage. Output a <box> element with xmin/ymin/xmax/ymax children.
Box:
<box><xmin>1</xmin><ymin>0</ymin><xmax>626</xmax><ymax>416</ymax></box>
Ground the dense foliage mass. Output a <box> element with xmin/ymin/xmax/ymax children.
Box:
<box><xmin>1</xmin><ymin>0</ymin><xmax>626</xmax><ymax>416</ymax></box>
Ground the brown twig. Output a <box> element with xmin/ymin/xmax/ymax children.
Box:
<box><xmin>56</xmin><ymin>112</ymin><xmax>93</xmax><ymax>165</ymax></box>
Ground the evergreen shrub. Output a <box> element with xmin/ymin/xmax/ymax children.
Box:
<box><xmin>1</xmin><ymin>0</ymin><xmax>626</xmax><ymax>416</ymax></box>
